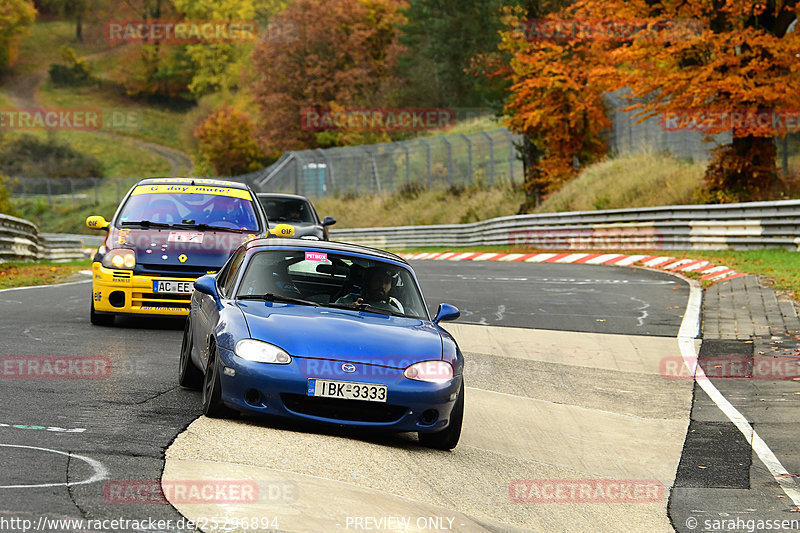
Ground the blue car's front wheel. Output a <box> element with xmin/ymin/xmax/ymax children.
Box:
<box><xmin>418</xmin><ymin>380</ymin><xmax>464</xmax><ymax>451</ymax></box>
<box><xmin>202</xmin><ymin>343</ymin><xmax>235</xmax><ymax>418</ymax></box>
<box><xmin>179</xmin><ymin>317</ymin><xmax>202</xmax><ymax>389</ymax></box>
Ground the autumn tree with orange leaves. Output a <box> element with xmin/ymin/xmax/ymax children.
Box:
<box><xmin>503</xmin><ymin>0</ymin><xmax>800</xmax><ymax>206</ymax></box>
<box><xmin>500</xmin><ymin>1</ymin><xmax>609</xmax><ymax>209</ymax></box>
<box><xmin>250</xmin><ymin>0</ymin><xmax>407</xmax><ymax>153</ymax></box>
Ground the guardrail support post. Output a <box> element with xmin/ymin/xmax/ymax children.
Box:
<box><xmin>382</xmin><ymin>143</ymin><xmax>395</xmax><ymax>193</ymax></box>
<box><xmin>401</xmin><ymin>142</ymin><xmax>410</xmax><ymax>185</ymax></box>
<box><xmin>501</xmin><ymin>129</ymin><xmax>516</xmax><ymax>183</ymax></box>
<box><xmin>420</xmin><ymin>139</ymin><xmax>431</xmax><ymax>188</ymax></box>
<box><xmin>46</xmin><ymin>178</ymin><xmax>52</xmax><ymax>206</ymax></box>
<box><xmin>460</xmin><ymin>134</ymin><xmax>473</xmax><ymax>186</ymax></box>
<box><xmin>481</xmin><ymin>131</ymin><xmax>495</xmax><ymax>186</ymax></box>
<box><xmin>363</xmin><ymin>147</ymin><xmax>381</xmax><ymax>195</ymax></box>
<box><xmin>782</xmin><ymin>136</ymin><xmax>789</xmax><ymax>176</ymax></box>
<box><xmin>442</xmin><ymin>136</ymin><xmax>453</xmax><ymax>186</ymax></box>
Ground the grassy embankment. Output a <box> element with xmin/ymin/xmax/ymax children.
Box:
<box><xmin>314</xmin><ymin>151</ymin><xmax>706</xmax><ymax>227</ymax></box>
<box><xmin>0</xmin><ymin>259</ymin><xmax>91</xmax><ymax>289</ymax></box>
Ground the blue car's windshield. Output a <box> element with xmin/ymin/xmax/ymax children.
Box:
<box><xmin>236</xmin><ymin>250</ymin><xmax>429</xmax><ymax>320</ymax></box>
<box><xmin>117</xmin><ymin>186</ymin><xmax>260</xmax><ymax>232</ymax></box>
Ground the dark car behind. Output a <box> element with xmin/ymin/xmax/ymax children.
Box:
<box><xmin>257</xmin><ymin>193</ymin><xmax>336</xmax><ymax>241</ymax></box>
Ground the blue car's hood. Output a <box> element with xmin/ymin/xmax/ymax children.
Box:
<box><xmin>238</xmin><ymin>302</ymin><xmax>443</xmax><ymax>367</ymax></box>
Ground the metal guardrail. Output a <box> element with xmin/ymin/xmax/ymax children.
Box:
<box><xmin>0</xmin><ymin>215</ymin><xmax>89</xmax><ymax>263</ymax></box>
<box><xmin>0</xmin><ymin>214</ymin><xmax>40</xmax><ymax>261</ymax></box>
<box><xmin>39</xmin><ymin>234</ymin><xmax>90</xmax><ymax>262</ymax></box>
<box><xmin>7</xmin><ymin>198</ymin><xmax>798</xmax><ymax>265</ymax></box>
<box><xmin>329</xmin><ymin>199</ymin><xmax>800</xmax><ymax>251</ymax></box>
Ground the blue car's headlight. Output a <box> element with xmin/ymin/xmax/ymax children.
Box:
<box><xmin>403</xmin><ymin>361</ymin><xmax>453</xmax><ymax>383</ymax></box>
<box><xmin>235</xmin><ymin>339</ymin><xmax>292</xmax><ymax>364</ymax></box>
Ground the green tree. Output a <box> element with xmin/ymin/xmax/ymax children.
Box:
<box><xmin>111</xmin><ymin>0</ymin><xmax>195</xmax><ymax>101</ymax></box>
<box><xmin>171</xmin><ymin>0</ymin><xmax>288</xmax><ymax>97</ymax></box>
<box><xmin>0</xmin><ymin>0</ymin><xmax>36</xmax><ymax>72</ymax></box>
<box><xmin>0</xmin><ymin>176</ymin><xmax>18</xmax><ymax>217</ymax></box>
<box><xmin>572</xmin><ymin>0</ymin><xmax>800</xmax><ymax>202</ymax></box>
<box><xmin>194</xmin><ymin>106</ymin><xmax>269</xmax><ymax>175</ymax></box>
<box><xmin>398</xmin><ymin>0</ymin><xmax>523</xmax><ymax>108</ymax></box>
<box><xmin>39</xmin><ymin>0</ymin><xmax>100</xmax><ymax>41</ymax></box>
<box><xmin>250</xmin><ymin>0</ymin><xmax>407</xmax><ymax>152</ymax></box>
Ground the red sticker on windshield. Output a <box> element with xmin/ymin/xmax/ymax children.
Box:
<box><xmin>305</xmin><ymin>251</ymin><xmax>328</xmax><ymax>262</ymax></box>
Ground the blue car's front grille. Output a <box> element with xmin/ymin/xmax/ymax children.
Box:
<box><xmin>280</xmin><ymin>394</ymin><xmax>407</xmax><ymax>423</ymax></box>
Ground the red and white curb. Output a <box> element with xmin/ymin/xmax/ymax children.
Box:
<box><xmin>400</xmin><ymin>251</ymin><xmax>746</xmax><ymax>284</ymax></box>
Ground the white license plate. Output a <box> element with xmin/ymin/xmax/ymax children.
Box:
<box><xmin>307</xmin><ymin>379</ymin><xmax>387</xmax><ymax>403</ymax></box>
<box><xmin>152</xmin><ymin>280</ymin><xmax>193</xmax><ymax>294</ymax></box>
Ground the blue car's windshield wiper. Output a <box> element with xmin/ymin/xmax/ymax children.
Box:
<box><xmin>237</xmin><ymin>293</ymin><xmax>319</xmax><ymax>307</ymax></box>
<box><xmin>119</xmin><ymin>220</ymin><xmax>171</xmax><ymax>228</ymax></box>
<box><xmin>326</xmin><ymin>301</ymin><xmax>403</xmax><ymax>317</ymax></box>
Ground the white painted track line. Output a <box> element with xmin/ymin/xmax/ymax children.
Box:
<box><xmin>0</xmin><ymin>279</ymin><xmax>91</xmax><ymax>293</ymax></box>
<box><xmin>678</xmin><ymin>280</ymin><xmax>800</xmax><ymax>507</ymax></box>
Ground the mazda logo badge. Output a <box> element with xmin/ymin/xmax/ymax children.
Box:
<box><xmin>342</xmin><ymin>363</ymin><xmax>356</xmax><ymax>373</ymax></box>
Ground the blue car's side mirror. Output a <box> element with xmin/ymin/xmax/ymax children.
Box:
<box><xmin>194</xmin><ymin>275</ymin><xmax>219</xmax><ymax>299</ymax></box>
<box><xmin>434</xmin><ymin>303</ymin><xmax>460</xmax><ymax>324</ymax></box>
<box><xmin>322</xmin><ymin>216</ymin><xmax>336</xmax><ymax>226</ymax></box>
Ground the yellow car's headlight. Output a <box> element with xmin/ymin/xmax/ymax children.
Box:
<box><xmin>102</xmin><ymin>249</ymin><xmax>136</xmax><ymax>270</ymax></box>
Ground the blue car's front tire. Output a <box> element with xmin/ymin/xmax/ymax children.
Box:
<box><xmin>179</xmin><ymin>317</ymin><xmax>203</xmax><ymax>389</ymax></box>
<box><xmin>202</xmin><ymin>343</ymin><xmax>235</xmax><ymax>418</ymax></box>
<box><xmin>418</xmin><ymin>380</ymin><xmax>464</xmax><ymax>450</ymax></box>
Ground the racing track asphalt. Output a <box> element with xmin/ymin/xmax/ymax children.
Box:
<box><xmin>0</xmin><ymin>262</ymin><xmax>693</xmax><ymax>532</ymax></box>
<box><xmin>164</xmin><ymin>261</ymin><xmax>694</xmax><ymax>532</ymax></box>
<box><xmin>0</xmin><ymin>278</ymin><xmax>201</xmax><ymax>531</ymax></box>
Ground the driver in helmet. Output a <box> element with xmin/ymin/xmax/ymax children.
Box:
<box><xmin>336</xmin><ymin>266</ymin><xmax>403</xmax><ymax>313</ymax></box>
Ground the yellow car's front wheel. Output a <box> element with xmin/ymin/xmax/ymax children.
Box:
<box><xmin>90</xmin><ymin>299</ymin><xmax>115</xmax><ymax>327</ymax></box>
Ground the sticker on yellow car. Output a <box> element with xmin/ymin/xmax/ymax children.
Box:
<box><xmin>168</xmin><ymin>232</ymin><xmax>204</xmax><ymax>243</ymax></box>
<box><xmin>130</xmin><ymin>184</ymin><xmax>252</xmax><ymax>200</ymax></box>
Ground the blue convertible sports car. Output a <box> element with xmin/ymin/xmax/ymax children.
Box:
<box><xmin>179</xmin><ymin>238</ymin><xmax>465</xmax><ymax>449</ymax></box>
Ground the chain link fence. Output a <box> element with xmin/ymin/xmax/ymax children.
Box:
<box><xmin>237</xmin><ymin>128</ymin><xmax>524</xmax><ymax>197</ymax></box>
<box><xmin>7</xmin><ymin>108</ymin><xmax>799</xmax><ymax>206</ymax></box>
<box><xmin>6</xmin><ymin>177</ymin><xmax>145</xmax><ymax>206</ymax></box>
<box><xmin>604</xmin><ymin>90</ymin><xmax>732</xmax><ymax>161</ymax></box>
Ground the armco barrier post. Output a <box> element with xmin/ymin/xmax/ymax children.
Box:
<box><xmin>481</xmin><ymin>131</ymin><xmax>495</xmax><ymax>186</ymax></box>
<box><xmin>461</xmin><ymin>133</ymin><xmax>473</xmax><ymax>186</ymax></box>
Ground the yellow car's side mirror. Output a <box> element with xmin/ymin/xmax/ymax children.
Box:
<box><xmin>86</xmin><ymin>215</ymin><xmax>110</xmax><ymax>231</ymax></box>
<box><xmin>269</xmin><ymin>224</ymin><xmax>295</xmax><ymax>238</ymax></box>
